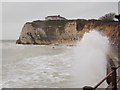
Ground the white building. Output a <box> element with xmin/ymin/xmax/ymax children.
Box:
<box><xmin>45</xmin><ymin>15</ymin><xmax>67</xmax><ymax>20</ymax></box>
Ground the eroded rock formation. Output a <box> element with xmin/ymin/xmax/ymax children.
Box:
<box><xmin>16</xmin><ymin>19</ymin><xmax>119</xmax><ymax>45</ymax></box>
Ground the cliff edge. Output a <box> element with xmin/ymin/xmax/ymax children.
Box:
<box><xmin>16</xmin><ymin>19</ymin><xmax>119</xmax><ymax>45</ymax></box>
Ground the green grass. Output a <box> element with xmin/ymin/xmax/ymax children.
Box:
<box><xmin>77</xmin><ymin>19</ymin><xmax>88</xmax><ymax>24</ymax></box>
<box><xmin>44</xmin><ymin>20</ymin><xmax>68</xmax><ymax>26</ymax></box>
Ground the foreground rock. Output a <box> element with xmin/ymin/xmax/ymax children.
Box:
<box><xmin>16</xmin><ymin>19</ymin><xmax>119</xmax><ymax>45</ymax></box>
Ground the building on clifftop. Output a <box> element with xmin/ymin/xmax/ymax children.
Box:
<box><xmin>45</xmin><ymin>15</ymin><xmax>67</xmax><ymax>20</ymax></box>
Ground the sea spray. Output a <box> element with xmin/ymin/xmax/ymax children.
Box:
<box><xmin>2</xmin><ymin>32</ymin><xmax>111</xmax><ymax>88</ymax></box>
<box><xmin>72</xmin><ymin>30</ymin><xmax>110</xmax><ymax>88</ymax></box>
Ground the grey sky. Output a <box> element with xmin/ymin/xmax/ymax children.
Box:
<box><xmin>2</xmin><ymin>2</ymin><xmax>118</xmax><ymax>40</ymax></box>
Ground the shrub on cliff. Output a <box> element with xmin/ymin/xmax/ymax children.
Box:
<box><xmin>99</xmin><ymin>13</ymin><xmax>116</xmax><ymax>21</ymax></box>
<box><xmin>44</xmin><ymin>20</ymin><xmax>68</xmax><ymax>26</ymax></box>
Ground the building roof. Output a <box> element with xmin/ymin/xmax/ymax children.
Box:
<box><xmin>45</xmin><ymin>15</ymin><xmax>67</xmax><ymax>20</ymax></box>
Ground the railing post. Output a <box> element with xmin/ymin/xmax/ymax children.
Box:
<box><xmin>83</xmin><ymin>86</ymin><xmax>94</xmax><ymax>90</ymax></box>
<box><xmin>111</xmin><ymin>66</ymin><xmax>117</xmax><ymax>90</ymax></box>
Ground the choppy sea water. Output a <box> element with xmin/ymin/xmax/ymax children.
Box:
<box><xmin>1</xmin><ymin>40</ymin><xmax>75</xmax><ymax>88</ymax></box>
<box><xmin>1</xmin><ymin>31</ymin><xmax>109</xmax><ymax>88</ymax></box>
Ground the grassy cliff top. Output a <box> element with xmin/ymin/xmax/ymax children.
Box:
<box><xmin>25</xmin><ymin>19</ymin><xmax>119</xmax><ymax>29</ymax></box>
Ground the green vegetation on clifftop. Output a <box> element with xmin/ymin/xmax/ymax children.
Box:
<box><xmin>44</xmin><ymin>20</ymin><xmax>68</xmax><ymax>26</ymax></box>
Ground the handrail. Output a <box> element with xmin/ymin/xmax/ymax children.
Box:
<box><xmin>83</xmin><ymin>65</ymin><xmax>120</xmax><ymax>90</ymax></box>
<box><xmin>94</xmin><ymin>69</ymin><xmax>114</xmax><ymax>89</ymax></box>
<box><xmin>107</xmin><ymin>76</ymin><xmax>120</xmax><ymax>88</ymax></box>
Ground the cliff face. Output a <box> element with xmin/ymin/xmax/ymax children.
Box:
<box><xmin>16</xmin><ymin>20</ymin><xmax>119</xmax><ymax>45</ymax></box>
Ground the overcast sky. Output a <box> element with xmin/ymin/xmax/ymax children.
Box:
<box><xmin>2</xmin><ymin>2</ymin><xmax>118</xmax><ymax>40</ymax></box>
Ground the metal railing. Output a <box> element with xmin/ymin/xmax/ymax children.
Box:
<box><xmin>83</xmin><ymin>66</ymin><xmax>120</xmax><ymax>90</ymax></box>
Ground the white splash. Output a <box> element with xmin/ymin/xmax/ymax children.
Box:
<box><xmin>72</xmin><ymin>30</ymin><xmax>110</xmax><ymax>88</ymax></box>
<box><xmin>2</xmin><ymin>30</ymin><xmax>111</xmax><ymax>88</ymax></box>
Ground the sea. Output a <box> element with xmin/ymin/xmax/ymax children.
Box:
<box><xmin>1</xmin><ymin>30</ymin><xmax>110</xmax><ymax>88</ymax></box>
